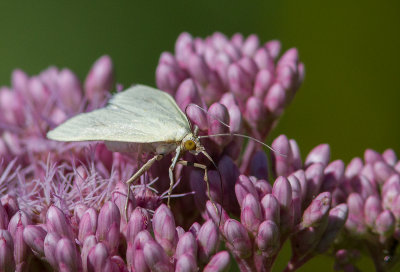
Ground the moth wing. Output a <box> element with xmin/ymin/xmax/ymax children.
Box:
<box><xmin>47</xmin><ymin>85</ymin><xmax>191</xmax><ymax>143</ymax></box>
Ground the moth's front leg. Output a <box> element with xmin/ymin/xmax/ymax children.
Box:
<box><xmin>167</xmin><ymin>147</ymin><xmax>181</xmax><ymax>207</ymax></box>
<box><xmin>124</xmin><ymin>154</ymin><xmax>163</xmax><ymax>220</ymax></box>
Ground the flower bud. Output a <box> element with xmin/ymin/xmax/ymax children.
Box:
<box><xmin>44</xmin><ymin>232</ymin><xmax>61</xmax><ymax>269</ymax></box>
<box><xmin>143</xmin><ymin>240</ymin><xmax>173</xmax><ymax>272</ymax></box>
<box><xmin>175</xmin><ymin>232</ymin><xmax>197</xmax><ymax>259</ymax></box>
<box><xmin>46</xmin><ymin>206</ymin><xmax>74</xmax><ymax>240</ymax></box>
<box><xmin>256</xmin><ymin>220</ymin><xmax>280</xmax><ymax>256</ymax></box>
<box><xmin>96</xmin><ymin>201</ymin><xmax>120</xmax><ymax>255</ymax></box>
<box><xmin>126</xmin><ymin>207</ymin><xmax>150</xmax><ymax>244</ymax></box>
<box><xmin>197</xmin><ymin>220</ymin><xmax>219</xmax><ymax>262</ymax></box>
<box><xmin>152</xmin><ymin>204</ymin><xmax>177</xmax><ymax>256</ymax></box>
<box><xmin>203</xmin><ymin>251</ymin><xmax>230</xmax><ymax>272</ymax></box>
<box><xmin>84</xmin><ymin>55</ymin><xmax>114</xmax><ymax>104</ymax></box>
<box><xmin>176</xmin><ymin>253</ymin><xmax>197</xmax><ymax>272</ymax></box>
<box><xmin>240</xmin><ymin>194</ymin><xmax>263</xmax><ymax>235</ymax></box>
<box><xmin>56</xmin><ymin>238</ymin><xmax>81</xmax><ymax>272</ymax></box>
<box><xmin>23</xmin><ymin>225</ymin><xmax>47</xmax><ymax>257</ymax></box>
<box><xmin>175</xmin><ymin>79</ymin><xmax>202</xmax><ymax>110</ymax></box>
<box><xmin>224</xmin><ymin>219</ymin><xmax>252</xmax><ymax>258</ymax></box>
<box><xmin>78</xmin><ymin>208</ymin><xmax>98</xmax><ymax>244</ymax></box>
<box><xmin>305</xmin><ymin>144</ymin><xmax>330</xmax><ymax>168</ymax></box>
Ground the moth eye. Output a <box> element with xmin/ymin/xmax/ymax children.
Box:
<box><xmin>184</xmin><ymin>140</ymin><xmax>196</xmax><ymax>150</ymax></box>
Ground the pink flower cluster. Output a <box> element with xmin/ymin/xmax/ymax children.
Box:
<box><xmin>0</xmin><ymin>32</ymin><xmax>397</xmax><ymax>271</ymax></box>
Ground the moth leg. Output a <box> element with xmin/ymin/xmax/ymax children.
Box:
<box><xmin>167</xmin><ymin>149</ymin><xmax>181</xmax><ymax>207</ymax></box>
<box><xmin>124</xmin><ymin>154</ymin><xmax>163</xmax><ymax>220</ymax></box>
<box><xmin>177</xmin><ymin>160</ymin><xmax>219</xmax><ymax>217</ymax></box>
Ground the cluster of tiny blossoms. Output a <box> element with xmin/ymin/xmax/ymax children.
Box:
<box><xmin>0</xmin><ymin>32</ymin><xmax>397</xmax><ymax>272</ymax></box>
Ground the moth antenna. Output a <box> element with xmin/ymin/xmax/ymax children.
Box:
<box><xmin>199</xmin><ymin>133</ymin><xmax>287</xmax><ymax>157</ymax></box>
<box><xmin>201</xmin><ymin>150</ymin><xmax>223</xmax><ymax>227</ymax></box>
<box><xmin>185</xmin><ymin>103</ymin><xmax>232</xmax><ymax>129</ymax></box>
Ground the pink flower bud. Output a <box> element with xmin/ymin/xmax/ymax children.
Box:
<box><xmin>207</xmin><ymin>103</ymin><xmax>230</xmax><ymax>146</ymax></box>
<box><xmin>175</xmin><ymin>78</ymin><xmax>202</xmax><ymax>110</ymax></box>
<box><xmin>345</xmin><ymin>157</ymin><xmax>363</xmax><ymax>180</ymax></box>
<box><xmin>345</xmin><ymin>193</ymin><xmax>367</xmax><ymax>235</ymax></box>
<box><xmin>265</xmin><ymin>40</ymin><xmax>281</xmax><ymax>60</ymax></box>
<box><xmin>322</xmin><ymin>160</ymin><xmax>345</xmax><ymax>192</ymax></box>
<box><xmin>78</xmin><ymin>208</ymin><xmax>98</xmax><ymax>244</ymax></box>
<box><xmin>126</xmin><ymin>207</ymin><xmax>150</xmax><ymax>244</ymax></box>
<box><xmin>87</xmin><ymin>242</ymin><xmax>109</xmax><ymax>272</ymax></box>
<box><xmin>242</xmin><ymin>34</ymin><xmax>259</xmax><ymax>57</ymax></box>
<box><xmin>256</xmin><ymin>220</ymin><xmax>280</xmax><ymax>255</ymax></box>
<box><xmin>227</xmin><ymin>63</ymin><xmax>253</xmax><ymax>100</ymax></box>
<box><xmin>176</xmin><ymin>253</ymin><xmax>197</xmax><ymax>272</ymax></box>
<box><xmin>316</xmin><ymin>204</ymin><xmax>348</xmax><ymax>253</ymax></box>
<box><xmin>271</xmin><ymin>135</ymin><xmax>293</xmax><ymax>177</ymax></box>
<box><xmin>46</xmin><ymin>206</ymin><xmax>74</xmax><ymax>240</ymax></box>
<box><xmin>96</xmin><ymin>201</ymin><xmax>120</xmax><ymax>255</ymax></box>
<box><xmin>240</xmin><ymin>194</ymin><xmax>263</xmax><ymax>235</ymax></box>
<box><xmin>175</xmin><ymin>232</ymin><xmax>197</xmax><ymax>259</ymax></box>
<box><xmin>253</xmin><ymin>48</ymin><xmax>274</xmax><ymax>71</ymax></box>
<box><xmin>143</xmin><ymin>240</ymin><xmax>173</xmax><ymax>272</ymax></box>
<box><xmin>382</xmin><ymin>149</ymin><xmax>397</xmax><ymax>167</ymax></box>
<box><xmin>56</xmin><ymin>238</ymin><xmax>82</xmax><ymax>272</ymax></box>
<box><xmin>305</xmin><ymin>163</ymin><xmax>325</xmax><ymax>203</ymax></box>
<box><xmin>238</xmin><ymin>57</ymin><xmax>258</xmax><ymax>79</ymax></box>
<box><xmin>152</xmin><ymin>204</ymin><xmax>177</xmax><ymax>256</ymax></box>
<box><xmin>261</xmin><ymin>194</ymin><xmax>280</xmax><ymax>226</ymax></box>
<box><xmin>305</xmin><ymin>144</ymin><xmax>330</xmax><ymax>168</ymax></box>
<box><xmin>0</xmin><ymin>230</ymin><xmax>15</xmax><ymax>272</ymax></box>
<box><xmin>11</xmin><ymin>69</ymin><xmax>28</xmax><ymax>94</ymax></box>
<box><xmin>186</xmin><ymin>104</ymin><xmax>208</xmax><ymax>131</ymax></box>
<box><xmin>187</xmin><ymin>54</ymin><xmax>210</xmax><ymax>85</ymax></box>
<box><xmin>23</xmin><ymin>225</ymin><xmax>47</xmax><ymax>257</ymax></box>
<box><xmin>364</xmin><ymin>195</ymin><xmax>382</xmax><ymax>227</ymax></box>
<box><xmin>244</xmin><ymin>96</ymin><xmax>267</xmax><ymax>129</ymax></box>
<box><xmin>264</xmin><ymin>83</ymin><xmax>286</xmax><ymax>116</ymax></box>
<box><xmin>375</xmin><ymin>210</ymin><xmax>395</xmax><ymax>241</ymax></box>
<box><xmin>223</xmin><ymin>219</ymin><xmax>252</xmax><ymax>258</ymax></box>
<box><xmin>253</xmin><ymin>69</ymin><xmax>274</xmax><ymax>99</ymax></box>
<box><xmin>301</xmin><ymin>192</ymin><xmax>332</xmax><ymax>228</ymax></box>
<box><xmin>364</xmin><ymin>149</ymin><xmax>383</xmax><ymax>164</ymax></box>
<box><xmin>373</xmin><ymin>161</ymin><xmax>396</xmax><ymax>185</ymax></box>
<box><xmin>197</xmin><ymin>220</ymin><xmax>219</xmax><ymax>262</ymax></box>
<box><xmin>84</xmin><ymin>55</ymin><xmax>114</xmax><ymax>104</ymax></box>
<box><xmin>235</xmin><ymin>175</ymin><xmax>259</xmax><ymax>206</ymax></box>
<box><xmin>44</xmin><ymin>232</ymin><xmax>61</xmax><ymax>269</ymax></box>
<box><xmin>203</xmin><ymin>251</ymin><xmax>230</xmax><ymax>272</ymax></box>
<box><xmin>57</xmin><ymin>68</ymin><xmax>83</xmax><ymax>112</ymax></box>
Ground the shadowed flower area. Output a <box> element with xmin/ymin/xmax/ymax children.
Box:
<box><xmin>0</xmin><ymin>32</ymin><xmax>398</xmax><ymax>271</ymax></box>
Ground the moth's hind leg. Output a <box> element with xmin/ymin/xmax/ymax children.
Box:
<box><xmin>177</xmin><ymin>160</ymin><xmax>219</xmax><ymax>217</ymax></box>
<box><xmin>124</xmin><ymin>154</ymin><xmax>163</xmax><ymax>220</ymax></box>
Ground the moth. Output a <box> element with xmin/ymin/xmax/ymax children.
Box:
<box><xmin>47</xmin><ymin>84</ymin><xmax>220</xmax><ymax>217</ymax></box>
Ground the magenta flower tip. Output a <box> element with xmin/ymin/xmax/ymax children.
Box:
<box><xmin>203</xmin><ymin>251</ymin><xmax>230</xmax><ymax>272</ymax></box>
<box><xmin>197</xmin><ymin>220</ymin><xmax>219</xmax><ymax>262</ymax></box>
<box><xmin>0</xmin><ymin>229</ymin><xmax>15</xmax><ymax>272</ymax></box>
<box><xmin>223</xmin><ymin>219</ymin><xmax>252</xmax><ymax>258</ymax></box>
<box><xmin>56</xmin><ymin>238</ymin><xmax>81</xmax><ymax>272</ymax></box>
<box><xmin>256</xmin><ymin>220</ymin><xmax>280</xmax><ymax>256</ymax></box>
<box><xmin>152</xmin><ymin>204</ymin><xmax>177</xmax><ymax>256</ymax></box>
<box><xmin>305</xmin><ymin>143</ymin><xmax>331</xmax><ymax>168</ymax></box>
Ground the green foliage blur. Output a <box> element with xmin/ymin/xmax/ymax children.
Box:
<box><xmin>0</xmin><ymin>1</ymin><xmax>398</xmax><ymax>271</ymax></box>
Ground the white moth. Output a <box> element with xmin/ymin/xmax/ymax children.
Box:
<box><xmin>47</xmin><ymin>84</ymin><xmax>217</xmax><ymax>217</ymax></box>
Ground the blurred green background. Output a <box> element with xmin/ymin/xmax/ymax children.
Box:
<box><xmin>0</xmin><ymin>1</ymin><xmax>398</xmax><ymax>270</ymax></box>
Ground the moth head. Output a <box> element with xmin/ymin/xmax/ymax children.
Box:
<box><xmin>182</xmin><ymin>132</ymin><xmax>203</xmax><ymax>155</ymax></box>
